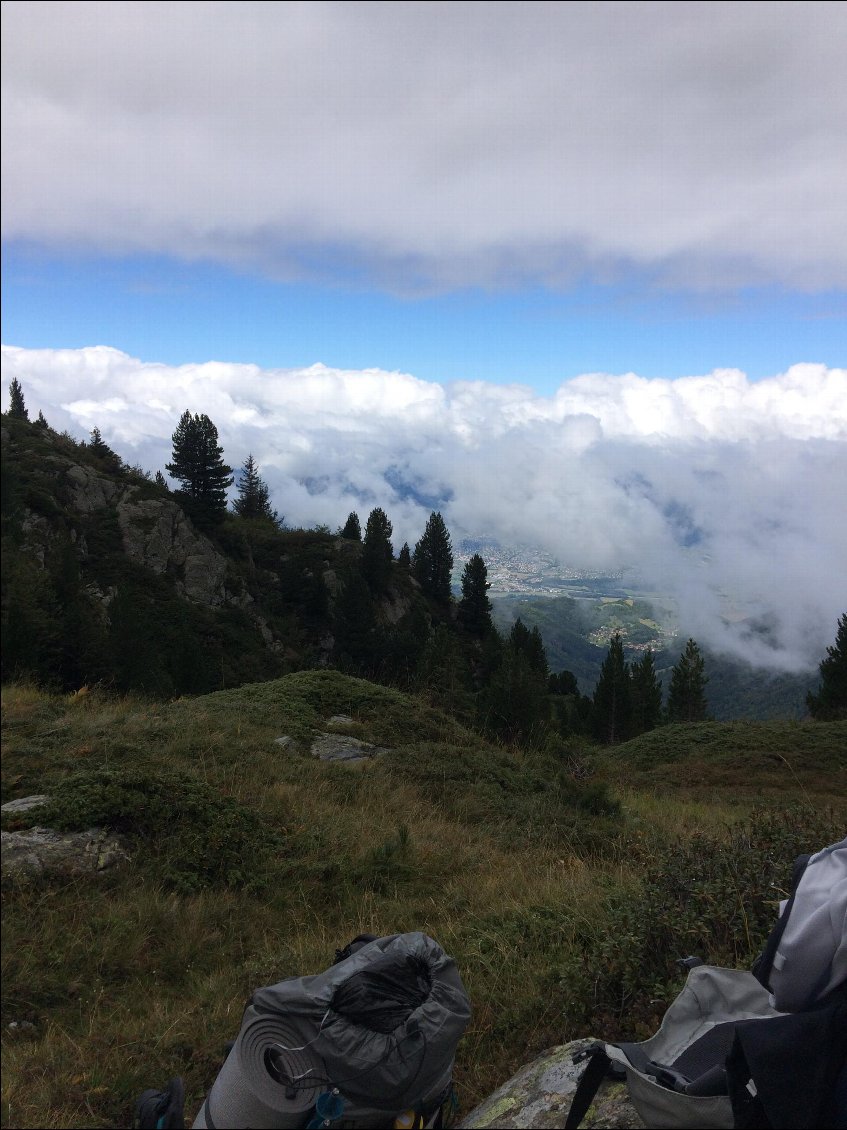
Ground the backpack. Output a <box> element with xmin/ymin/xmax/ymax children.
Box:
<box><xmin>191</xmin><ymin>931</ymin><xmax>471</xmax><ymax>1130</ymax></box>
<box><xmin>565</xmin><ymin>844</ymin><xmax>847</xmax><ymax>1130</ymax></box>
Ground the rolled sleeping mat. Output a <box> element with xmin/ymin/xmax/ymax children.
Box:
<box><xmin>191</xmin><ymin>1006</ymin><xmax>323</xmax><ymax>1129</ymax></box>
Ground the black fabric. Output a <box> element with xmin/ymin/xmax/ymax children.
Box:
<box><xmin>133</xmin><ymin>1078</ymin><xmax>185</xmax><ymax>1130</ymax></box>
<box><xmin>727</xmin><ymin>997</ymin><xmax>847</xmax><ymax>1130</ymax></box>
<box><xmin>331</xmin><ymin>952</ymin><xmax>433</xmax><ymax>1034</ymax></box>
<box><xmin>564</xmin><ymin>1046</ymin><xmax>612</xmax><ymax>1130</ymax></box>
<box><xmin>333</xmin><ymin>933</ymin><xmax>379</xmax><ymax>965</ymax></box>
<box><xmin>752</xmin><ymin>853</ymin><xmax>811</xmax><ymax>993</ymax></box>
<box><xmin>670</xmin><ymin>1021</ymin><xmax>741</xmax><ymax>1080</ymax></box>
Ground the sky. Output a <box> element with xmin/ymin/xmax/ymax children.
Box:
<box><xmin>2</xmin><ymin>2</ymin><xmax>846</xmax><ymax>672</ymax></box>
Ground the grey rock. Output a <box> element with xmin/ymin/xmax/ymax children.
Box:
<box><xmin>6</xmin><ymin>1021</ymin><xmax>38</xmax><ymax>1038</ymax></box>
<box><xmin>310</xmin><ymin>733</ymin><xmax>389</xmax><ymax>763</ymax></box>
<box><xmin>459</xmin><ymin>1041</ymin><xmax>644</xmax><ymax>1130</ymax></box>
<box><xmin>273</xmin><ymin>736</ymin><xmax>295</xmax><ymax>749</ymax></box>
<box><xmin>116</xmin><ymin>497</ymin><xmax>229</xmax><ymax>606</ymax></box>
<box><xmin>327</xmin><ymin>714</ymin><xmax>354</xmax><ymax>726</ymax></box>
<box><xmin>65</xmin><ymin>464</ymin><xmax>121</xmax><ymax>512</ymax></box>
<box><xmin>1</xmin><ymin>826</ymin><xmax>130</xmax><ymax>879</ymax></box>
<box><xmin>1</xmin><ymin>795</ymin><xmax>49</xmax><ymax>814</ymax></box>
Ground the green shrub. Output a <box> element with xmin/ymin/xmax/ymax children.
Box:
<box><xmin>555</xmin><ymin>804</ymin><xmax>842</xmax><ymax>1037</ymax></box>
<box><xmin>9</xmin><ymin>767</ymin><xmax>286</xmax><ymax>893</ymax></box>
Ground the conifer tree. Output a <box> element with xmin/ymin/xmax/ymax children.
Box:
<box><xmin>155</xmin><ymin>470</ymin><xmax>168</xmax><ymax>490</ymax></box>
<box><xmin>88</xmin><ymin>427</ymin><xmax>123</xmax><ymax>473</ymax></box>
<box><xmin>8</xmin><ymin>378</ymin><xmax>28</xmax><ymax>420</ymax></box>
<box><xmin>807</xmin><ymin>613</ymin><xmax>847</xmax><ymax>720</ymax></box>
<box><xmin>458</xmin><ymin>553</ymin><xmax>493</xmax><ymax>635</ymax></box>
<box><xmin>398</xmin><ymin>542</ymin><xmax>411</xmax><ymax>569</ymax></box>
<box><xmin>232</xmin><ymin>454</ymin><xmax>277</xmax><ymax>522</ymax></box>
<box><xmin>666</xmin><ymin>638</ymin><xmax>709</xmax><ymax>722</ymax></box>
<box><xmin>593</xmin><ymin>633</ymin><xmax>632</xmax><ymax>743</ymax></box>
<box><xmin>413</xmin><ymin>512</ymin><xmax>454</xmax><ymax>602</ymax></box>
<box><xmin>35</xmin><ymin>410</ymin><xmax>49</xmax><ymax>429</ymax></box>
<box><xmin>341</xmin><ymin>512</ymin><xmax>362</xmax><ymax>541</ymax></box>
<box><xmin>166</xmin><ymin>410</ymin><xmax>233</xmax><ymax>525</ymax></box>
<box><xmin>361</xmin><ymin>507</ymin><xmax>394</xmax><ymax>592</ymax></box>
<box><xmin>630</xmin><ymin>648</ymin><xmax>663</xmax><ymax>734</ymax></box>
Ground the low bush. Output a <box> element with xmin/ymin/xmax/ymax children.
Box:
<box><xmin>6</xmin><ymin>767</ymin><xmax>286</xmax><ymax>893</ymax></box>
<box><xmin>555</xmin><ymin>804</ymin><xmax>842</xmax><ymax>1037</ymax></box>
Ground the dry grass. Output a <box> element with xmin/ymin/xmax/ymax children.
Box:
<box><xmin>3</xmin><ymin>676</ymin><xmax>843</xmax><ymax>1128</ymax></box>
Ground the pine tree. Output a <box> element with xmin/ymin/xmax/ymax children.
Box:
<box><xmin>593</xmin><ymin>633</ymin><xmax>632</xmax><ymax>743</ymax></box>
<box><xmin>666</xmin><ymin>638</ymin><xmax>709</xmax><ymax>722</ymax></box>
<box><xmin>232</xmin><ymin>454</ymin><xmax>278</xmax><ymax>522</ymax></box>
<box><xmin>413</xmin><ymin>512</ymin><xmax>454</xmax><ymax>602</ymax></box>
<box><xmin>88</xmin><ymin>427</ymin><xmax>123</xmax><ymax>473</ymax></box>
<box><xmin>807</xmin><ymin>613</ymin><xmax>847</xmax><ymax>720</ymax></box>
<box><xmin>361</xmin><ymin>507</ymin><xmax>394</xmax><ymax>592</ymax></box>
<box><xmin>341</xmin><ymin>512</ymin><xmax>362</xmax><ymax>541</ymax></box>
<box><xmin>398</xmin><ymin>542</ymin><xmax>411</xmax><ymax>569</ymax></box>
<box><xmin>35</xmin><ymin>410</ymin><xmax>49</xmax><ymax>429</ymax></box>
<box><xmin>630</xmin><ymin>648</ymin><xmax>663</xmax><ymax>735</ymax></box>
<box><xmin>8</xmin><ymin>378</ymin><xmax>29</xmax><ymax>420</ymax></box>
<box><xmin>166</xmin><ymin>410</ymin><xmax>233</xmax><ymax>526</ymax></box>
<box><xmin>155</xmin><ymin>470</ymin><xmax>168</xmax><ymax>490</ymax></box>
<box><xmin>458</xmin><ymin>553</ymin><xmax>493</xmax><ymax>635</ymax></box>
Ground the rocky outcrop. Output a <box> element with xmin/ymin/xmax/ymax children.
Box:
<box><xmin>64</xmin><ymin>463</ymin><xmax>122</xmax><ymax>512</ymax></box>
<box><xmin>116</xmin><ymin>496</ymin><xmax>230</xmax><ymax>606</ymax></box>
<box><xmin>459</xmin><ymin>1041</ymin><xmax>644</xmax><ymax>1129</ymax></box>
<box><xmin>1</xmin><ymin>797</ymin><xmax>130</xmax><ymax>880</ymax></box>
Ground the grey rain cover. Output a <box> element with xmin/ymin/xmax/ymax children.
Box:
<box><xmin>251</xmin><ymin>931</ymin><xmax>472</xmax><ymax>1109</ymax></box>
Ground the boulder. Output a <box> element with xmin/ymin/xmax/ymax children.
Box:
<box><xmin>1</xmin><ymin>826</ymin><xmax>130</xmax><ymax>879</ymax></box>
<box><xmin>1</xmin><ymin>797</ymin><xmax>130</xmax><ymax>880</ymax></box>
<box><xmin>310</xmin><ymin>733</ymin><xmax>389</xmax><ymax>763</ymax></box>
<box><xmin>459</xmin><ymin>1040</ymin><xmax>644</xmax><ymax>1129</ymax></box>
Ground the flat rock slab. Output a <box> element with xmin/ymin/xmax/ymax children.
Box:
<box><xmin>1</xmin><ymin>826</ymin><xmax>130</xmax><ymax>879</ymax></box>
<box><xmin>1</xmin><ymin>795</ymin><xmax>49</xmax><ymax>814</ymax></box>
<box><xmin>459</xmin><ymin>1040</ymin><xmax>644</xmax><ymax>1130</ymax></box>
<box><xmin>310</xmin><ymin>732</ymin><xmax>389</xmax><ymax>763</ymax></box>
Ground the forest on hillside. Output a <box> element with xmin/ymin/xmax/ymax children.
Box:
<box><xmin>3</xmin><ymin>379</ymin><xmax>845</xmax><ymax>736</ymax></box>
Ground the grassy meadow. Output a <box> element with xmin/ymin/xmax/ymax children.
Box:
<box><xmin>2</xmin><ymin>672</ymin><xmax>845</xmax><ymax>1129</ymax></box>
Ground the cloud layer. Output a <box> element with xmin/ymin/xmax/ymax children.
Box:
<box><xmin>3</xmin><ymin>2</ymin><xmax>846</xmax><ymax>290</ymax></box>
<box><xmin>3</xmin><ymin>344</ymin><xmax>845</xmax><ymax>672</ymax></box>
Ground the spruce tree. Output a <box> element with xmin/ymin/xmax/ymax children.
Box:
<box><xmin>88</xmin><ymin>427</ymin><xmax>123</xmax><ymax>473</ymax></box>
<box><xmin>458</xmin><ymin>553</ymin><xmax>493</xmax><ymax>635</ymax></box>
<box><xmin>341</xmin><ymin>512</ymin><xmax>362</xmax><ymax>541</ymax></box>
<box><xmin>593</xmin><ymin>633</ymin><xmax>632</xmax><ymax>743</ymax></box>
<box><xmin>166</xmin><ymin>410</ymin><xmax>233</xmax><ymax>526</ymax></box>
<box><xmin>398</xmin><ymin>542</ymin><xmax>411</xmax><ymax>569</ymax></box>
<box><xmin>232</xmin><ymin>454</ymin><xmax>277</xmax><ymax>522</ymax></box>
<box><xmin>413</xmin><ymin>512</ymin><xmax>454</xmax><ymax>602</ymax></box>
<box><xmin>8</xmin><ymin>378</ymin><xmax>28</xmax><ymax>420</ymax></box>
<box><xmin>806</xmin><ymin>613</ymin><xmax>847</xmax><ymax>720</ymax></box>
<box><xmin>361</xmin><ymin>507</ymin><xmax>394</xmax><ymax>592</ymax></box>
<box><xmin>666</xmin><ymin>638</ymin><xmax>709</xmax><ymax>722</ymax></box>
<box><xmin>35</xmin><ymin>410</ymin><xmax>49</xmax><ymax>429</ymax></box>
<box><xmin>630</xmin><ymin>648</ymin><xmax>663</xmax><ymax>735</ymax></box>
<box><xmin>155</xmin><ymin>470</ymin><xmax>168</xmax><ymax>490</ymax></box>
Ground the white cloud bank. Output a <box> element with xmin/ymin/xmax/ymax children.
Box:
<box><xmin>2</xmin><ymin>1</ymin><xmax>847</xmax><ymax>291</ymax></box>
<box><xmin>3</xmin><ymin>344</ymin><xmax>846</xmax><ymax>672</ymax></box>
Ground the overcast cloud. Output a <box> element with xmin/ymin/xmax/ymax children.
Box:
<box><xmin>3</xmin><ymin>1</ymin><xmax>846</xmax><ymax>291</ymax></box>
<box><xmin>3</xmin><ymin>345</ymin><xmax>845</xmax><ymax>672</ymax></box>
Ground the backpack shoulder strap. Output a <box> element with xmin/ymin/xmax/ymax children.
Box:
<box><xmin>564</xmin><ymin>1045</ymin><xmax>612</xmax><ymax>1129</ymax></box>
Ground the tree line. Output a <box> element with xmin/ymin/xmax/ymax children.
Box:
<box><xmin>4</xmin><ymin>378</ymin><xmax>845</xmax><ymax>729</ymax></box>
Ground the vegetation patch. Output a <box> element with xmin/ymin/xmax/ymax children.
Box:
<box><xmin>4</xmin><ymin>766</ymin><xmax>286</xmax><ymax>893</ymax></box>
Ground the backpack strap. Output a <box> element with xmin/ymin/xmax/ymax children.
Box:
<box><xmin>564</xmin><ymin>1044</ymin><xmax>613</xmax><ymax>1129</ymax></box>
